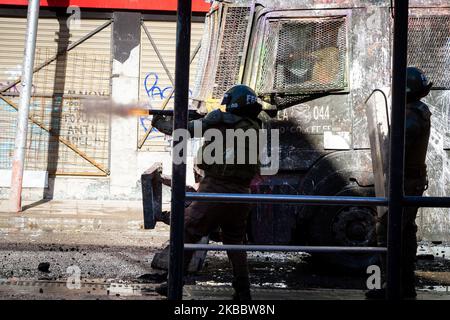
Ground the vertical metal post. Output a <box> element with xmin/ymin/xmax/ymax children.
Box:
<box><xmin>168</xmin><ymin>0</ymin><xmax>192</xmax><ymax>300</ymax></box>
<box><xmin>9</xmin><ymin>0</ymin><xmax>40</xmax><ymax>212</ymax></box>
<box><xmin>386</xmin><ymin>0</ymin><xmax>409</xmax><ymax>300</ymax></box>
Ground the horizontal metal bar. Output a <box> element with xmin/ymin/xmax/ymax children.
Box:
<box><xmin>186</xmin><ymin>192</ymin><xmax>388</xmax><ymax>206</ymax></box>
<box><xmin>184</xmin><ymin>244</ymin><xmax>387</xmax><ymax>254</ymax></box>
<box><xmin>146</xmin><ymin>109</ymin><xmax>203</xmax><ymax>119</ymax></box>
<box><xmin>403</xmin><ymin>196</ymin><xmax>450</xmax><ymax>208</ymax></box>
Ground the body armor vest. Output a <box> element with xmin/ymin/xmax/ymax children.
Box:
<box><xmin>195</xmin><ymin>110</ymin><xmax>261</xmax><ymax>184</ymax></box>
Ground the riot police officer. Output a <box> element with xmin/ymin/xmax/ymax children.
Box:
<box><xmin>367</xmin><ymin>67</ymin><xmax>432</xmax><ymax>299</ymax></box>
<box><xmin>152</xmin><ymin>85</ymin><xmax>262</xmax><ymax>301</ymax></box>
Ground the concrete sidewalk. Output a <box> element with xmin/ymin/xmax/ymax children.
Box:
<box><xmin>0</xmin><ymin>199</ymin><xmax>145</xmax><ymax>215</ymax></box>
<box><xmin>0</xmin><ymin>199</ymin><xmax>169</xmax><ymax>247</ymax></box>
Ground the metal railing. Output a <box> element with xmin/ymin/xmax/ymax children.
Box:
<box><xmin>168</xmin><ymin>0</ymin><xmax>450</xmax><ymax>300</ymax></box>
<box><xmin>184</xmin><ymin>244</ymin><xmax>387</xmax><ymax>254</ymax></box>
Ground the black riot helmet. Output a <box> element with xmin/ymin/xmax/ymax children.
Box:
<box><xmin>406</xmin><ymin>67</ymin><xmax>433</xmax><ymax>103</ymax></box>
<box><xmin>221</xmin><ymin>85</ymin><xmax>262</xmax><ymax>119</ymax></box>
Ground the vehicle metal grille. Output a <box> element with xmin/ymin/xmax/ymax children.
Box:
<box><xmin>192</xmin><ymin>8</ymin><xmax>219</xmax><ymax>103</ymax></box>
<box><xmin>408</xmin><ymin>15</ymin><xmax>450</xmax><ymax>89</ymax></box>
<box><xmin>257</xmin><ymin>17</ymin><xmax>348</xmax><ymax>95</ymax></box>
<box><xmin>212</xmin><ymin>6</ymin><xmax>251</xmax><ymax>99</ymax></box>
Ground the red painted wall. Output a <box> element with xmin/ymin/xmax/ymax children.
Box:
<box><xmin>0</xmin><ymin>0</ymin><xmax>210</xmax><ymax>12</ymax></box>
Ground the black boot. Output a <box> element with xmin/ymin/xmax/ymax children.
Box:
<box><xmin>402</xmin><ymin>279</ymin><xmax>417</xmax><ymax>299</ymax></box>
<box><xmin>155</xmin><ymin>276</ymin><xmax>195</xmax><ymax>297</ymax></box>
<box><xmin>365</xmin><ymin>287</ymin><xmax>417</xmax><ymax>299</ymax></box>
<box><xmin>402</xmin><ymin>267</ymin><xmax>417</xmax><ymax>299</ymax></box>
<box><xmin>365</xmin><ymin>288</ymin><xmax>386</xmax><ymax>300</ymax></box>
<box><xmin>232</xmin><ymin>278</ymin><xmax>252</xmax><ymax>301</ymax></box>
<box><xmin>365</xmin><ymin>280</ymin><xmax>386</xmax><ymax>300</ymax></box>
<box><xmin>155</xmin><ymin>282</ymin><xmax>168</xmax><ymax>297</ymax></box>
<box><xmin>403</xmin><ymin>287</ymin><xmax>417</xmax><ymax>299</ymax></box>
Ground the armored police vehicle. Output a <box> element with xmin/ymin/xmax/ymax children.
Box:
<box><xmin>186</xmin><ymin>0</ymin><xmax>450</xmax><ymax>270</ymax></box>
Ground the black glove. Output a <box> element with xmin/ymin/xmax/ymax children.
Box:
<box><xmin>151</xmin><ymin>115</ymin><xmax>173</xmax><ymax>135</ymax></box>
<box><xmin>151</xmin><ymin>114</ymin><xmax>166</xmax><ymax>127</ymax></box>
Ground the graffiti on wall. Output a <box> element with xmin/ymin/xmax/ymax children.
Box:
<box><xmin>0</xmin><ymin>95</ymin><xmax>110</xmax><ymax>174</ymax></box>
<box><xmin>0</xmin><ymin>49</ymin><xmax>112</xmax><ymax>175</ymax></box>
<box><xmin>139</xmin><ymin>71</ymin><xmax>193</xmax><ymax>150</ymax></box>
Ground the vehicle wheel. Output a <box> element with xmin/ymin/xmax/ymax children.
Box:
<box><xmin>308</xmin><ymin>187</ymin><xmax>380</xmax><ymax>273</ymax></box>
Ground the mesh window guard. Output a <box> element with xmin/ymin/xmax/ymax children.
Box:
<box><xmin>408</xmin><ymin>15</ymin><xmax>450</xmax><ymax>89</ymax></box>
<box><xmin>212</xmin><ymin>6</ymin><xmax>252</xmax><ymax>99</ymax></box>
<box><xmin>257</xmin><ymin>16</ymin><xmax>348</xmax><ymax>96</ymax></box>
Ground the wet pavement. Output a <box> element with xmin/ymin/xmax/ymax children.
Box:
<box><xmin>0</xmin><ymin>199</ymin><xmax>449</xmax><ymax>300</ymax></box>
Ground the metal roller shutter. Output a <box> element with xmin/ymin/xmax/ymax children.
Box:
<box><xmin>138</xmin><ymin>20</ymin><xmax>204</xmax><ymax>152</ymax></box>
<box><xmin>0</xmin><ymin>16</ymin><xmax>112</xmax><ymax>176</ymax></box>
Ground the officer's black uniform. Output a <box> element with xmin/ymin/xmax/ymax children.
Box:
<box><xmin>152</xmin><ymin>85</ymin><xmax>262</xmax><ymax>301</ymax></box>
<box><xmin>368</xmin><ymin>67</ymin><xmax>432</xmax><ymax>299</ymax></box>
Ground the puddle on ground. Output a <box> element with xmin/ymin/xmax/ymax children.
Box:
<box><xmin>0</xmin><ymin>278</ymin><xmax>160</xmax><ymax>299</ymax></box>
<box><xmin>106</xmin><ymin>283</ymin><xmax>155</xmax><ymax>296</ymax></box>
<box><xmin>418</xmin><ymin>285</ymin><xmax>450</xmax><ymax>293</ymax></box>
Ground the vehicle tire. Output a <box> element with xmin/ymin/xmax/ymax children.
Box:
<box><xmin>298</xmin><ymin>150</ymin><xmax>380</xmax><ymax>273</ymax></box>
<box><xmin>308</xmin><ymin>186</ymin><xmax>380</xmax><ymax>273</ymax></box>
